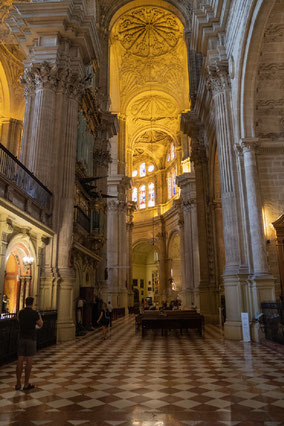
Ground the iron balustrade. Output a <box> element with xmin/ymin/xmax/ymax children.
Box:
<box><xmin>0</xmin><ymin>143</ymin><xmax>52</xmax><ymax>211</ymax></box>
<box><xmin>74</xmin><ymin>205</ymin><xmax>91</xmax><ymax>233</ymax></box>
<box><xmin>0</xmin><ymin>310</ymin><xmax>57</xmax><ymax>366</ymax></box>
<box><xmin>261</xmin><ymin>302</ymin><xmax>284</xmax><ymax>345</ymax></box>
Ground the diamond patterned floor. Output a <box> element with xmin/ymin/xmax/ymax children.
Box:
<box><xmin>0</xmin><ymin>315</ymin><xmax>283</xmax><ymax>425</ymax></box>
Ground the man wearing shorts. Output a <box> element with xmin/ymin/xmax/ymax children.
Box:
<box><xmin>15</xmin><ymin>297</ymin><xmax>43</xmax><ymax>390</ymax></box>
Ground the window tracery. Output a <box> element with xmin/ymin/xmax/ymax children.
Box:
<box><xmin>148</xmin><ymin>183</ymin><xmax>155</xmax><ymax>207</ymax></box>
<box><xmin>139</xmin><ymin>185</ymin><xmax>146</xmax><ymax>209</ymax></box>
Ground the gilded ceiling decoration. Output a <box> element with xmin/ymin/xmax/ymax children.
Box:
<box><xmin>133</xmin><ymin>129</ymin><xmax>173</xmax><ymax>167</ymax></box>
<box><xmin>116</xmin><ymin>7</ymin><xmax>182</xmax><ymax>57</ymax></box>
<box><xmin>130</xmin><ymin>95</ymin><xmax>177</xmax><ymax>118</ymax></box>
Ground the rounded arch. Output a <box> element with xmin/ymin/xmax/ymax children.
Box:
<box><xmin>109</xmin><ymin>0</ymin><xmax>188</xmax><ymax>32</ymax></box>
<box><xmin>239</xmin><ymin>0</ymin><xmax>276</xmax><ymax>138</ymax></box>
<box><xmin>0</xmin><ymin>61</ymin><xmax>11</xmax><ymax>118</ymax></box>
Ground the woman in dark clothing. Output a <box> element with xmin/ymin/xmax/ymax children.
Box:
<box><xmin>97</xmin><ymin>302</ymin><xmax>110</xmax><ymax>339</ymax></box>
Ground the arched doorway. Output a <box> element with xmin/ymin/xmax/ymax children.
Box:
<box><xmin>3</xmin><ymin>237</ymin><xmax>36</xmax><ymax>314</ymax></box>
<box><xmin>168</xmin><ymin>232</ymin><xmax>182</xmax><ymax>300</ymax></box>
<box><xmin>132</xmin><ymin>242</ymin><xmax>159</xmax><ymax>306</ymax></box>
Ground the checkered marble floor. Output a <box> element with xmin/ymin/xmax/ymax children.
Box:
<box><xmin>0</xmin><ymin>315</ymin><xmax>283</xmax><ymax>426</ymax></box>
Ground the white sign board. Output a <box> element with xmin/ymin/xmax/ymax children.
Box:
<box><xmin>241</xmin><ymin>312</ymin><xmax>251</xmax><ymax>342</ymax></box>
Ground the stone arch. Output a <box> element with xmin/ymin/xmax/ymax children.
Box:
<box><xmin>4</xmin><ymin>233</ymin><xmax>37</xmax><ymax>312</ymax></box>
<box><xmin>167</xmin><ymin>230</ymin><xmax>181</xmax><ymax>294</ymax></box>
<box><xmin>239</xmin><ymin>0</ymin><xmax>277</xmax><ymax>138</ymax></box>
<box><xmin>0</xmin><ymin>60</ymin><xmax>10</xmax><ymax>119</ymax></box>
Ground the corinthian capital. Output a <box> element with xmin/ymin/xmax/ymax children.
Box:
<box><xmin>33</xmin><ymin>62</ymin><xmax>58</xmax><ymax>91</ymax></box>
<box><xmin>207</xmin><ymin>61</ymin><xmax>230</xmax><ymax>96</ymax></box>
<box><xmin>240</xmin><ymin>138</ymin><xmax>259</xmax><ymax>154</ymax></box>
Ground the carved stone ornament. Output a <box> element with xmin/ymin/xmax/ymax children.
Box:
<box><xmin>116</xmin><ymin>7</ymin><xmax>182</xmax><ymax>57</ymax></box>
<box><xmin>207</xmin><ymin>62</ymin><xmax>230</xmax><ymax>96</ymax></box>
<box><xmin>93</xmin><ymin>147</ymin><xmax>112</xmax><ymax>167</ymax></box>
<box><xmin>107</xmin><ymin>199</ymin><xmax>119</xmax><ymax>212</ymax></box>
<box><xmin>21</xmin><ymin>62</ymin><xmax>86</xmax><ymax>99</ymax></box>
<box><xmin>240</xmin><ymin>139</ymin><xmax>259</xmax><ymax>154</ymax></box>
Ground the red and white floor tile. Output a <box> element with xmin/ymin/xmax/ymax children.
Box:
<box><xmin>0</xmin><ymin>316</ymin><xmax>283</xmax><ymax>425</ymax></box>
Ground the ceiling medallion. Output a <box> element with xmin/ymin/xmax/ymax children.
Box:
<box><xmin>117</xmin><ymin>7</ymin><xmax>181</xmax><ymax>57</ymax></box>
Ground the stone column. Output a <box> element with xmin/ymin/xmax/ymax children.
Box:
<box><xmin>26</xmin><ymin>63</ymin><xmax>57</xmax><ymax>189</ymax></box>
<box><xmin>240</xmin><ymin>139</ymin><xmax>275</xmax><ymax>332</ymax></box>
<box><xmin>157</xmin><ymin>229</ymin><xmax>167</xmax><ymax>304</ymax></box>
<box><xmin>106</xmin><ymin>200</ymin><xmax>119</xmax><ymax>306</ymax></box>
<box><xmin>207</xmin><ymin>62</ymin><xmax>249</xmax><ymax>339</ymax></box>
<box><xmin>56</xmin><ymin>78</ymin><xmax>83</xmax><ymax>342</ymax></box>
<box><xmin>127</xmin><ymin>203</ymin><xmax>135</xmax><ymax>307</ymax></box>
<box><xmin>0</xmin><ymin>218</ymin><xmax>13</xmax><ymax>313</ymax></box>
<box><xmin>20</xmin><ymin>71</ymin><xmax>35</xmax><ymax>166</ymax></box>
<box><xmin>176</xmin><ymin>173</ymin><xmax>199</xmax><ymax>308</ymax></box>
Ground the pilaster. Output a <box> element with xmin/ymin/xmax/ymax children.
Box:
<box><xmin>207</xmin><ymin>61</ymin><xmax>249</xmax><ymax>338</ymax></box>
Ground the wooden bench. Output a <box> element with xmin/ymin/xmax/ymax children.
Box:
<box><xmin>136</xmin><ymin>310</ymin><xmax>204</xmax><ymax>337</ymax></box>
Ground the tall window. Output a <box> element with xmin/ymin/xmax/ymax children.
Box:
<box><xmin>171</xmin><ymin>143</ymin><xmax>175</xmax><ymax>160</ymax></box>
<box><xmin>168</xmin><ymin>174</ymin><xmax>172</xmax><ymax>199</ymax></box>
<box><xmin>172</xmin><ymin>170</ymin><xmax>176</xmax><ymax>196</ymax></box>
<box><xmin>139</xmin><ymin>185</ymin><xmax>146</xmax><ymax>209</ymax></box>
<box><xmin>139</xmin><ymin>162</ymin><xmax>146</xmax><ymax>177</ymax></box>
<box><xmin>148</xmin><ymin>183</ymin><xmax>155</xmax><ymax>207</ymax></box>
<box><xmin>132</xmin><ymin>187</ymin><xmax>137</xmax><ymax>202</ymax></box>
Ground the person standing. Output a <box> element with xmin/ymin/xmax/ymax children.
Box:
<box><xmin>107</xmin><ymin>300</ymin><xmax>113</xmax><ymax>327</ymax></box>
<box><xmin>97</xmin><ymin>302</ymin><xmax>110</xmax><ymax>340</ymax></box>
<box><xmin>15</xmin><ymin>297</ymin><xmax>43</xmax><ymax>391</ymax></box>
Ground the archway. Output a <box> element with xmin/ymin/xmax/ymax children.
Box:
<box><xmin>168</xmin><ymin>232</ymin><xmax>181</xmax><ymax>299</ymax></box>
<box><xmin>3</xmin><ymin>235</ymin><xmax>36</xmax><ymax>314</ymax></box>
<box><xmin>132</xmin><ymin>242</ymin><xmax>159</xmax><ymax>306</ymax></box>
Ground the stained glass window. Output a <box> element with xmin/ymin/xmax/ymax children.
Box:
<box><xmin>148</xmin><ymin>164</ymin><xmax>154</xmax><ymax>173</ymax></box>
<box><xmin>139</xmin><ymin>162</ymin><xmax>146</xmax><ymax>177</ymax></box>
<box><xmin>132</xmin><ymin>187</ymin><xmax>137</xmax><ymax>202</ymax></box>
<box><xmin>132</xmin><ymin>170</ymin><xmax>137</xmax><ymax>177</ymax></box>
<box><xmin>171</xmin><ymin>143</ymin><xmax>175</xmax><ymax>160</ymax></box>
<box><xmin>172</xmin><ymin>170</ymin><xmax>176</xmax><ymax>195</ymax></box>
<box><xmin>139</xmin><ymin>185</ymin><xmax>146</xmax><ymax>209</ymax></box>
<box><xmin>167</xmin><ymin>153</ymin><xmax>171</xmax><ymax>162</ymax></box>
<box><xmin>168</xmin><ymin>174</ymin><xmax>172</xmax><ymax>199</ymax></box>
<box><xmin>148</xmin><ymin>182</ymin><xmax>155</xmax><ymax>207</ymax></box>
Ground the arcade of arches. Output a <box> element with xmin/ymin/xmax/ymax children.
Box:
<box><xmin>0</xmin><ymin>0</ymin><xmax>283</xmax><ymax>344</ymax></box>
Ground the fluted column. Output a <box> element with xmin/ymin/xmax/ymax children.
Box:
<box><xmin>20</xmin><ymin>72</ymin><xmax>35</xmax><ymax>166</ymax></box>
<box><xmin>107</xmin><ymin>200</ymin><xmax>119</xmax><ymax>306</ymax></box>
<box><xmin>240</xmin><ymin>139</ymin><xmax>275</xmax><ymax>331</ymax></box>
<box><xmin>0</xmin><ymin>217</ymin><xmax>13</xmax><ymax>313</ymax></box>
<box><xmin>207</xmin><ymin>62</ymin><xmax>249</xmax><ymax>339</ymax></box>
<box><xmin>176</xmin><ymin>173</ymin><xmax>199</xmax><ymax>308</ymax></box>
<box><xmin>240</xmin><ymin>140</ymin><xmax>269</xmax><ymax>274</ymax></box>
<box><xmin>157</xmin><ymin>230</ymin><xmax>167</xmax><ymax>304</ymax></box>
<box><xmin>25</xmin><ymin>64</ymin><xmax>57</xmax><ymax>188</ymax></box>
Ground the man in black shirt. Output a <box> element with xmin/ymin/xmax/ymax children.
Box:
<box><xmin>15</xmin><ymin>297</ymin><xmax>43</xmax><ymax>391</ymax></box>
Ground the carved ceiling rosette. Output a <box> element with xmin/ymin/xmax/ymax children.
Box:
<box><xmin>116</xmin><ymin>7</ymin><xmax>182</xmax><ymax>58</ymax></box>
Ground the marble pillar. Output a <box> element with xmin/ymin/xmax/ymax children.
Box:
<box><xmin>176</xmin><ymin>173</ymin><xmax>200</xmax><ymax>308</ymax></box>
<box><xmin>208</xmin><ymin>62</ymin><xmax>249</xmax><ymax>339</ymax></box>
<box><xmin>240</xmin><ymin>139</ymin><xmax>275</xmax><ymax>339</ymax></box>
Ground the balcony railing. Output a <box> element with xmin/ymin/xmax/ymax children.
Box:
<box><xmin>0</xmin><ymin>142</ymin><xmax>52</xmax><ymax>211</ymax></box>
<box><xmin>74</xmin><ymin>205</ymin><xmax>90</xmax><ymax>233</ymax></box>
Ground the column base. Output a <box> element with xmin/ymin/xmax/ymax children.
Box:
<box><xmin>57</xmin><ymin>321</ymin><xmax>75</xmax><ymax>342</ymax></box>
<box><xmin>250</xmin><ymin>274</ymin><xmax>276</xmax><ymax>316</ymax></box>
<box><xmin>180</xmin><ymin>288</ymin><xmax>194</xmax><ymax>309</ymax></box>
<box><xmin>224</xmin><ymin>320</ymin><xmax>242</xmax><ymax>340</ymax></box>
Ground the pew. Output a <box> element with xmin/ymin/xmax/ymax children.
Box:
<box><xmin>135</xmin><ymin>310</ymin><xmax>204</xmax><ymax>337</ymax></box>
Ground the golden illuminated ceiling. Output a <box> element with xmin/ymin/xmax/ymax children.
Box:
<box><xmin>116</xmin><ymin>8</ymin><xmax>181</xmax><ymax>58</ymax></box>
<box><xmin>110</xmin><ymin>5</ymin><xmax>190</xmax><ymax>180</ymax></box>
